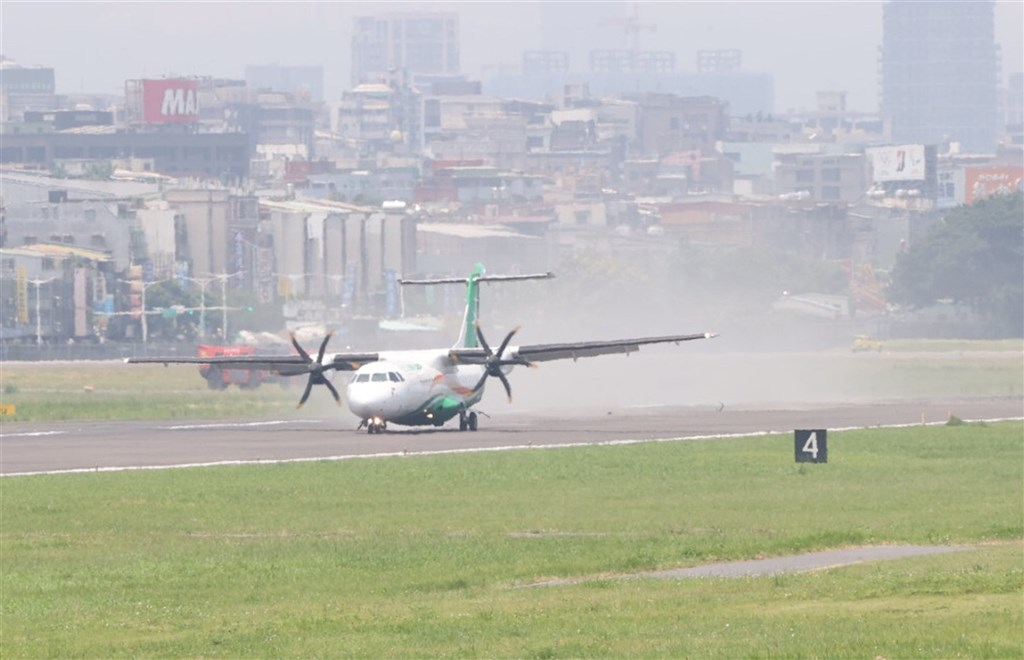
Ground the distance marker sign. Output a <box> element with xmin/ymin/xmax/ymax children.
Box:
<box><xmin>795</xmin><ymin>429</ymin><xmax>828</xmax><ymax>463</ymax></box>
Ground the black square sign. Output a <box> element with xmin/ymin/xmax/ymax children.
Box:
<box><xmin>795</xmin><ymin>429</ymin><xmax>828</xmax><ymax>463</ymax></box>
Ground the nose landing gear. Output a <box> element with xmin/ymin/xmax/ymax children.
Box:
<box><xmin>458</xmin><ymin>411</ymin><xmax>478</xmax><ymax>432</ymax></box>
<box><xmin>362</xmin><ymin>417</ymin><xmax>387</xmax><ymax>434</ymax></box>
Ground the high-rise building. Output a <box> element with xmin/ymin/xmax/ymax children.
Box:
<box><xmin>245</xmin><ymin>65</ymin><xmax>324</xmax><ymax>104</ymax></box>
<box><xmin>880</xmin><ymin>0</ymin><xmax>999</xmax><ymax>153</ymax></box>
<box><xmin>351</xmin><ymin>12</ymin><xmax>459</xmax><ymax>85</ymax></box>
<box><xmin>0</xmin><ymin>56</ymin><xmax>58</xmax><ymax>119</ymax></box>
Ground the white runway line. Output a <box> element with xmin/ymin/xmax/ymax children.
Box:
<box><xmin>0</xmin><ymin>430</ymin><xmax>67</xmax><ymax>438</ymax></box>
<box><xmin>3</xmin><ymin>416</ymin><xmax>1021</xmax><ymax>478</ymax></box>
<box><xmin>160</xmin><ymin>420</ymin><xmax>324</xmax><ymax>431</ymax></box>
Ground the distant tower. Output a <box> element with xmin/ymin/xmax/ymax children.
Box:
<box><xmin>351</xmin><ymin>12</ymin><xmax>460</xmax><ymax>84</ymax></box>
<box><xmin>880</xmin><ymin>0</ymin><xmax>999</xmax><ymax>153</ymax></box>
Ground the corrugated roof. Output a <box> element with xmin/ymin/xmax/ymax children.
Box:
<box><xmin>417</xmin><ymin>223</ymin><xmax>538</xmax><ymax>240</ymax></box>
<box><xmin>16</xmin><ymin>243</ymin><xmax>112</xmax><ymax>261</ymax></box>
<box><xmin>0</xmin><ymin>168</ymin><xmax>162</xmax><ymax>198</ymax></box>
<box><xmin>259</xmin><ymin>198</ymin><xmax>374</xmax><ymax>214</ymax></box>
<box><xmin>58</xmin><ymin>125</ymin><xmax>118</xmax><ymax>135</ymax></box>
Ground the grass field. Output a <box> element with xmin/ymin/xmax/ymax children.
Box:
<box><xmin>2</xmin><ymin>422</ymin><xmax>1021</xmax><ymax>657</ymax></box>
<box><xmin>0</xmin><ymin>362</ymin><xmax>315</xmax><ymax>422</ymax></box>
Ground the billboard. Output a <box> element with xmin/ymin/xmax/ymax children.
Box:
<box><xmin>868</xmin><ymin>144</ymin><xmax>926</xmax><ymax>183</ymax></box>
<box><xmin>963</xmin><ymin>167</ymin><xmax>1024</xmax><ymax>205</ymax></box>
<box><xmin>141</xmin><ymin>79</ymin><xmax>199</xmax><ymax>123</ymax></box>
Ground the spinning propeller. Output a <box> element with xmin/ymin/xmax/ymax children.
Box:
<box><xmin>291</xmin><ymin>332</ymin><xmax>341</xmax><ymax>408</ymax></box>
<box><xmin>472</xmin><ymin>321</ymin><xmax>534</xmax><ymax>402</ymax></box>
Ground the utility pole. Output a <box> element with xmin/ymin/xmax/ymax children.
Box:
<box><xmin>27</xmin><ymin>277</ymin><xmax>56</xmax><ymax>345</ymax></box>
<box><xmin>139</xmin><ymin>279</ymin><xmax>171</xmax><ymax>344</ymax></box>
<box><xmin>182</xmin><ymin>272</ymin><xmax>241</xmax><ymax>342</ymax></box>
<box><xmin>215</xmin><ymin>271</ymin><xmax>243</xmax><ymax>342</ymax></box>
<box><xmin>181</xmin><ymin>275</ymin><xmax>214</xmax><ymax>340</ymax></box>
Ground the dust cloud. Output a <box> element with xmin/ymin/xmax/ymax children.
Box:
<box><xmin>469</xmin><ymin>254</ymin><xmax>887</xmax><ymax>414</ymax></box>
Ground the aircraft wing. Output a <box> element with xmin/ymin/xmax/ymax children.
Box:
<box><xmin>449</xmin><ymin>332</ymin><xmax>715</xmax><ymax>364</ymax></box>
<box><xmin>125</xmin><ymin>352</ymin><xmax>380</xmax><ymax>375</ymax></box>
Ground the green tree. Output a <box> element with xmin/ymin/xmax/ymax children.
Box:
<box><xmin>144</xmin><ymin>280</ymin><xmax>200</xmax><ymax>340</ymax></box>
<box><xmin>888</xmin><ymin>192</ymin><xmax>1023</xmax><ymax>336</ymax></box>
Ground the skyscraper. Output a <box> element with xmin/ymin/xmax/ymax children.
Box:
<box><xmin>351</xmin><ymin>12</ymin><xmax>460</xmax><ymax>85</ymax></box>
<box><xmin>881</xmin><ymin>0</ymin><xmax>999</xmax><ymax>153</ymax></box>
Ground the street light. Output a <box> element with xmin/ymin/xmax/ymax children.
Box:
<box><xmin>115</xmin><ymin>276</ymin><xmax>170</xmax><ymax>344</ymax></box>
<box><xmin>178</xmin><ymin>275</ymin><xmax>215</xmax><ymax>340</ymax></box>
<box><xmin>26</xmin><ymin>277</ymin><xmax>56</xmax><ymax>345</ymax></box>
<box><xmin>182</xmin><ymin>272</ymin><xmax>243</xmax><ymax>342</ymax></box>
<box><xmin>217</xmin><ymin>271</ymin><xmax>244</xmax><ymax>341</ymax></box>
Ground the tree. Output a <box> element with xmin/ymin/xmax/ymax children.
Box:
<box><xmin>888</xmin><ymin>192</ymin><xmax>1023</xmax><ymax>336</ymax></box>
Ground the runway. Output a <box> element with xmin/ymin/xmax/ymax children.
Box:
<box><xmin>2</xmin><ymin>396</ymin><xmax>1020</xmax><ymax>476</ymax></box>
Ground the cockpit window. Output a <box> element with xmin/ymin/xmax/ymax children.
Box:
<box><xmin>371</xmin><ymin>372</ymin><xmax>388</xmax><ymax>382</ymax></box>
<box><xmin>355</xmin><ymin>373</ymin><xmax>370</xmax><ymax>383</ymax></box>
<box><xmin>388</xmin><ymin>372</ymin><xmax>402</xmax><ymax>382</ymax></box>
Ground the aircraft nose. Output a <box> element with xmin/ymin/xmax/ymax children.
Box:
<box><xmin>346</xmin><ymin>385</ymin><xmax>374</xmax><ymax>417</ymax></box>
<box><xmin>346</xmin><ymin>383</ymin><xmax>399</xmax><ymax>418</ymax></box>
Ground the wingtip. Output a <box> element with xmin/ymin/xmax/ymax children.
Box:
<box><xmin>705</xmin><ymin>332</ymin><xmax>718</xmax><ymax>339</ymax></box>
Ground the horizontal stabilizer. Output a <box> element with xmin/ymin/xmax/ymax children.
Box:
<box><xmin>399</xmin><ymin>272</ymin><xmax>554</xmax><ymax>286</ymax></box>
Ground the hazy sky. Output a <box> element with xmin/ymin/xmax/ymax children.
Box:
<box><xmin>2</xmin><ymin>1</ymin><xmax>1022</xmax><ymax>113</ymax></box>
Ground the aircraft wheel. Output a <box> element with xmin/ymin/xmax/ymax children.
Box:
<box><xmin>468</xmin><ymin>412</ymin><xmax>478</xmax><ymax>431</ymax></box>
<box><xmin>459</xmin><ymin>413</ymin><xmax>468</xmax><ymax>431</ymax></box>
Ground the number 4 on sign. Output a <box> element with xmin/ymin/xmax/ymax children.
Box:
<box><xmin>803</xmin><ymin>432</ymin><xmax>819</xmax><ymax>458</ymax></box>
<box><xmin>795</xmin><ymin>429</ymin><xmax>828</xmax><ymax>463</ymax></box>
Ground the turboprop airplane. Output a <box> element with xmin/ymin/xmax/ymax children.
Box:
<box><xmin>127</xmin><ymin>264</ymin><xmax>715</xmax><ymax>433</ymax></box>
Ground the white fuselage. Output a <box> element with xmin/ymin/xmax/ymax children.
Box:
<box><xmin>343</xmin><ymin>350</ymin><xmax>493</xmax><ymax>427</ymax></box>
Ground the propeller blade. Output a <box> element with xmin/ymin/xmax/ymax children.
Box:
<box><xmin>316</xmin><ymin>332</ymin><xmax>332</xmax><ymax>364</ymax></box>
<box><xmin>473</xmin><ymin>369</ymin><xmax>489</xmax><ymax>393</ymax></box>
<box><xmin>297</xmin><ymin>377</ymin><xmax>315</xmax><ymax>409</ymax></box>
<box><xmin>496</xmin><ymin>326</ymin><xmax>519</xmax><ymax>358</ymax></box>
<box><xmin>474</xmin><ymin>320</ymin><xmax>493</xmax><ymax>356</ymax></box>
<box><xmin>496</xmin><ymin>370</ymin><xmax>513</xmax><ymax>402</ymax></box>
<box><xmin>290</xmin><ymin>332</ymin><xmax>312</xmax><ymax>364</ymax></box>
<box><xmin>323</xmin><ymin>378</ymin><xmax>342</xmax><ymax>405</ymax></box>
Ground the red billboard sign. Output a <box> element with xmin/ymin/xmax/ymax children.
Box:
<box><xmin>141</xmin><ymin>79</ymin><xmax>199</xmax><ymax>124</ymax></box>
<box><xmin>964</xmin><ymin>166</ymin><xmax>1024</xmax><ymax>205</ymax></box>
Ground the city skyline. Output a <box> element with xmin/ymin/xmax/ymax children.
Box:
<box><xmin>3</xmin><ymin>1</ymin><xmax>1022</xmax><ymax>114</ymax></box>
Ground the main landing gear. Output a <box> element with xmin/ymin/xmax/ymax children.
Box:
<box><xmin>459</xmin><ymin>411</ymin><xmax>478</xmax><ymax>432</ymax></box>
<box><xmin>362</xmin><ymin>417</ymin><xmax>387</xmax><ymax>434</ymax></box>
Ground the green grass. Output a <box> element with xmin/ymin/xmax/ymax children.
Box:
<box><xmin>879</xmin><ymin>338</ymin><xmax>1024</xmax><ymax>352</ymax></box>
<box><xmin>2</xmin><ymin>423</ymin><xmax>1021</xmax><ymax>657</ymax></box>
<box><xmin>0</xmin><ymin>363</ymin><xmax>318</xmax><ymax>422</ymax></box>
<box><xmin>859</xmin><ymin>356</ymin><xmax>1023</xmax><ymax>398</ymax></box>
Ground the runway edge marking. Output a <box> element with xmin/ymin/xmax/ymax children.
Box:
<box><xmin>3</xmin><ymin>416</ymin><xmax>1022</xmax><ymax>478</ymax></box>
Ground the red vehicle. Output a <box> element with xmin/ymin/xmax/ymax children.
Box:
<box><xmin>197</xmin><ymin>344</ymin><xmax>278</xmax><ymax>390</ymax></box>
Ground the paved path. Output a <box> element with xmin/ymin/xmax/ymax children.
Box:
<box><xmin>527</xmin><ymin>545</ymin><xmax>976</xmax><ymax>586</ymax></box>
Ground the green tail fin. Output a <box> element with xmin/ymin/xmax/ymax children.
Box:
<box><xmin>456</xmin><ymin>263</ymin><xmax>486</xmax><ymax>349</ymax></box>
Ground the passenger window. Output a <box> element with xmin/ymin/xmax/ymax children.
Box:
<box><xmin>371</xmin><ymin>373</ymin><xmax>387</xmax><ymax>382</ymax></box>
<box><xmin>388</xmin><ymin>372</ymin><xmax>401</xmax><ymax>382</ymax></box>
<box><xmin>356</xmin><ymin>373</ymin><xmax>370</xmax><ymax>383</ymax></box>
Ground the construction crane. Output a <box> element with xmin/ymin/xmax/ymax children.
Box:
<box><xmin>599</xmin><ymin>3</ymin><xmax>655</xmax><ymax>53</ymax></box>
